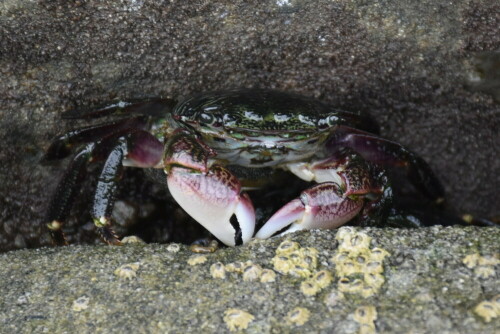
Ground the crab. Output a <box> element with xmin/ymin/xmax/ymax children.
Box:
<box><xmin>43</xmin><ymin>89</ymin><xmax>444</xmax><ymax>247</ymax></box>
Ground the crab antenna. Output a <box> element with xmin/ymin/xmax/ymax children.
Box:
<box><xmin>62</xmin><ymin>98</ymin><xmax>177</xmax><ymax>119</ymax></box>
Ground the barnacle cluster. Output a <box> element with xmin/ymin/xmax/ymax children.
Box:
<box><xmin>114</xmin><ymin>262</ymin><xmax>141</xmax><ymax>280</ymax></box>
<box><xmin>210</xmin><ymin>260</ymin><xmax>277</xmax><ymax>283</ymax></box>
<box><xmin>272</xmin><ymin>240</ymin><xmax>319</xmax><ymax>278</ymax></box>
<box><xmin>331</xmin><ymin>227</ymin><xmax>390</xmax><ymax>298</ymax></box>
<box><xmin>462</xmin><ymin>252</ymin><xmax>499</xmax><ymax>279</ymax></box>
<box><xmin>474</xmin><ymin>294</ymin><xmax>500</xmax><ymax>323</ymax></box>
<box><xmin>272</xmin><ymin>240</ymin><xmax>333</xmax><ymax>296</ymax></box>
<box><xmin>300</xmin><ymin>270</ymin><xmax>334</xmax><ymax>296</ymax></box>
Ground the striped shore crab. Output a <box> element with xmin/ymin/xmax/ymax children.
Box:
<box><xmin>43</xmin><ymin>89</ymin><xmax>444</xmax><ymax>246</ymax></box>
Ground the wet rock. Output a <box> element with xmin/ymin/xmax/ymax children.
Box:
<box><xmin>0</xmin><ymin>227</ymin><xmax>498</xmax><ymax>333</ymax></box>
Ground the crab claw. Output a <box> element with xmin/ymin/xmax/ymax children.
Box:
<box><xmin>167</xmin><ymin>165</ymin><xmax>255</xmax><ymax>246</ymax></box>
<box><xmin>255</xmin><ymin>182</ymin><xmax>363</xmax><ymax>239</ymax></box>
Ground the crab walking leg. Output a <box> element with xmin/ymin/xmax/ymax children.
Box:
<box><xmin>44</xmin><ymin>128</ymin><xmax>164</xmax><ymax>245</ymax></box>
<box><xmin>43</xmin><ymin>117</ymin><xmax>145</xmax><ymax>161</ymax></box>
<box><xmin>164</xmin><ymin>131</ymin><xmax>255</xmax><ymax>246</ymax></box>
<box><xmin>327</xmin><ymin>126</ymin><xmax>445</xmax><ymax>203</ymax></box>
<box><xmin>91</xmin><ymin>132</ymin><xmax>164</xmax><ymax>245</ymax></box>
<box><xmin>45</xmin><ymin>144</ymin><xmax>95</xmax><ymax>245</ymax></box>
<box><xmin>255</xmin><ymin>183</ymin><xmax>364</xmax><ymax>239</ymax></box>
<box><xmin>91</xmin><ymin>140</ymin><xmax>126</xmax><ymax>245</ymax></box>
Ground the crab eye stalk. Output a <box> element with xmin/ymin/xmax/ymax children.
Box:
<box><xmin>327</xmin><ymin>115</ymin><xmax>339</xmax><ymax>126</ymax></box>
<box><xmin>199</xmin><ymin>112</ymin><xmax>223</xmax><ymax>127</ymax></box>
<box><xmin>199</xmin><ymin>112</ymin><xmax>214</xmax><ymax>123</ymax></box>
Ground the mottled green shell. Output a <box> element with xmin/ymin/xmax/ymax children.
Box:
<box><xmin>174</xmin><ymin>89</ymin><xmax>342</xmax><ymax>133</ymax></box>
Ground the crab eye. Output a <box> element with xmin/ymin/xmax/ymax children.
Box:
<box><xmin>199</xmin><ymin>113</ymin><xmax>215</xmax><ymax>124</ymax></box>
<box><xmin>326</xmin><ymin>115</ymin><xmax>339</xmax><ymax>126</ymax></box>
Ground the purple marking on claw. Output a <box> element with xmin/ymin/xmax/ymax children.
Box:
<box><xmin>256</xmin><ymin>183</ymin><xmax>364</xmax><ymax>238</ymax></box>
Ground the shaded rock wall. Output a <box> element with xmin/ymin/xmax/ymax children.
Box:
<box><xmin>0</xmin><ymin>0</ymin><xmax>499</xmax><ymax>250</ymax></box>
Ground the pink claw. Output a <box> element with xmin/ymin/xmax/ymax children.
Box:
<box><xmin>255</xmin><ymin>182</ymin><xmax>364</xmax><ymax>239</ymax></box>
<box><xmin>167</xmin><ymin>165</ymin><xmax>255</xmax><ymax>246</ymax></box>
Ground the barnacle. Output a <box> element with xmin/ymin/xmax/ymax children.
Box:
<box><xmin>72</xmin><ymin>296</ymin><xmax>90</xmax><ymax>312</ymax></box>
<box><xmin>272</xmin><ymin>240</ymin><xmax>319</xmax><ymax>278</ymax></box>
<box><xmin>114</xmin><ymin>262</ymin><xmax>140</xmax><ymax>280</ymax></box>
<box><xmin>286</xmin><ymin>307</ymin><xmax>311</xmax><ymax>326</ymax></box>
<box><xmin>242</xmin><ymin>263</ymin><xmax>263</xmax><ymax>281</ymax></box>
<box><xmin>463</xmin><ymin>253</ymin><xmax>498</xmax><ymax>278</ymax></box>
<box><xmin>260</xmin><ymin>269</ymin><xmax>277</xmax><ymax>283</ymax></box>
<box><xmin>187</xmin><ymin>255</ymin><xmax>207</xmax><ymax>266</ymax></box>
<box><xmin>332</xmin><ymin>228</ymin><xmax>390</xmax><ymax>298</ymax></box>
<box><xmin>210</xmin><ymin>262</ymin><xmax>226</xmax><ymax>279</ymax></box>
<box><xmin>353</xmin><ymin>306</ymin><xmax>377</xmax><ymax>334</ymax></box>
<box><xmin>223</xmin><ymin>308</ymin><xmax>255</xmax><ymax>332</ymax></box>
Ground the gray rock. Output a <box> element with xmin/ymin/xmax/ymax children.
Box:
<box><xmin>0</xmin><ymin>0</ymin><xmax>499</xmax><ymax>250</ymax></box>
<box><xmin>0</xmin><ymin>227</ymin><xmax>498</xmax><ymax>333</ymax></box>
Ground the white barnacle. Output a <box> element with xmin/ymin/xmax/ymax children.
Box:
<box><xmin>474</xmin><ymin>300</ymin><xmax>500</xmax><ymax>323</ymax></box>
<box><xmin>313</xmin><ymin>270</ymin><xmax>333</xmax><ymax>289</ymax></box>
<box><xmin>121</xmin><ymin>235</ymin><xmax>145</xmax><ymax>244</ymax></box>
<box><xmin>353</xmin><ymin>306</ymin><xmax>377</xmax><ymax>334</ymax></box>
<box><xmin>166</xmin><ymin>243</ymin><xmax>181</xmax><ymax>253</ymax></box>
<box><xmin>260</xmin><ymin>269</ymin><xmax>277</xmax><ymax>283</ymax></box>
<box><xmin>72</xmin><ymin>296</ymin><xmax>90</xmax><ymax>312</ymax></box>
<box><xmin>225</xmin><ymin>261</ymin><xmax>247</xmax><ymax>273</ymax></box>
<box><xmin>242</xmin><ymin>264</ymin><xmax>263</xmax><ymax>281</ymax></box>
<box><xmin>300</xmin><ymin>280</ymin><xmax>321</xmax><ymax>296</ymax></box>
<box><xmin>276</xmin><ymin>240</ymin><xmax>300</xmax><ymax>255</ymax></box>
<box><xmin>114</xmin><ymin>262</ymin><xmax>140</xmax><ymax>280</ymax></box>
<box><xmin>223</xmin><ymin>308</ymin><xmax>255</xmax><ymax>332</ymax></box>
<box><xmin>286</xmin><ymin>307</ymin><xmax>311</xmax><ymax>326</ymax></box>
<box><xmin>210</xmin><ymin>262</ymin><xmax>227</xmax><ymax>279</ymax></box>
<box><xmin>187</xmin><ymin>255</ymin><xmax>208</xmax><ymax>266</ymax></box>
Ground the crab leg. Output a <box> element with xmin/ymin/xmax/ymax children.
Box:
<box><xmin>90</xmin><ymin>140</ymin><xmax>126</xmax><ymax>245</ymax></box>
<box><xmin>256</xmin><ymin>150</ymin><xmax>387</xmax><ymax>238</ymax></box>
<box><xmin>327</xmin><ymin>126</ymin><xmax>445</xmax><ymax>203</ymax></box>
<box><xmin>45</xmin><ymin>130</ymin><xmax>163</xmax><ymax>245</ymax></box>
<box><xmin>90</xmin><ymin>131</ymin><xmax>163</xmax><ymax>244</ymax></box>
<box><xmin>43</xmin><ymin>117</ymin><xmax>145</xmax><ymax>161</ymax></box>
<box><xmin>165</xmin><ymin>131</ymin><xmax>255</xmax><ymax>246</ymax></box>
<box><xmin>45</xmin><ymin>144</ymin><xmax>95</xmax><ymax>245</ymax></box>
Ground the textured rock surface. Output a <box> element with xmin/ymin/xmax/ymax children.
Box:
<box><xmin>0</xmin><ymin>227</ymin><xmax>498</xmax><ymax>333</ymax></box>
<box><xmin>0</xmin><ymin>0</ymin><xmax>499</xmax><ymax>250</ymax></box>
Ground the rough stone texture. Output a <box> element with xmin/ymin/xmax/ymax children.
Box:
<box><xmin>0</xmin><ymin>227</ymin><xmax>498</xmax><ymax>333</ymax></box>
<box><xmin>0</xmin><ymin>0</ymin><xmax>499</xmax><ymax>250</ymax></box>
